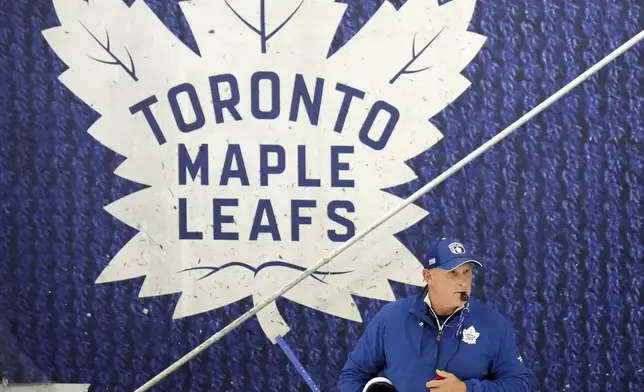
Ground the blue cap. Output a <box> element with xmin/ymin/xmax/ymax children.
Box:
<box><xmin>423</xmin><ymin>237</ymin><xmax>482</xmax><ymax>271</ymax></box>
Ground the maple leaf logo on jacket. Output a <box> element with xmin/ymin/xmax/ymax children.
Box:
<box><xmin>42</xmin><ymin>0</ymin><xmax>485</xmax><ymax>342</ymax></box>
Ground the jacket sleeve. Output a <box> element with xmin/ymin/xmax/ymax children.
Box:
<box><xmin>464</xmin><ymin>320</ymin><xmax>531</xmax><ymax>392</ymax></box>
<box><xmin>338</xmin><ymin>308</ymin><xmax>388</xmax><ymax>392</ymax></box>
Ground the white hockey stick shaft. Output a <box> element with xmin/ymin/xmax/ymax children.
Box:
<box><xmin>135</xmin><ymin>29</ymin><xmax>644</xmax><ymax>392</ymax></box>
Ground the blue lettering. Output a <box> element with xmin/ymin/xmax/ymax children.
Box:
<box><xmin>129</xmin><ymin>95</ymin><xmax>166</xmax><ymax>145</ymax></box>
<box><xmin>251</xmin><ymin>71</ymin><xmax>280</xmax><ymax>119</ymax></box>
<box><xmin>178</xmin><ymin>144</ymin><xmax>209</xmax><ymax>185</ymax></box>
<box><xmin>220</xmin><ymin>144</ymin><xmax>249</xmax><ymax>186</ymax></box>
<box><xmin>297</xmin><ymin>145</ymin><xmax>320</xmax><ymax>187</ymax></box>
<box><xmin>210</xmin><ymin>74</ymin><xmax>242</xmax><ymax>123</ymax></box>
<box><xmin>289</xmin><ymin>74</ymin><xmax>324</xmax><ymax>125</ymax></box>
<box><xmin>334</xmin><ymin>83</ymin><xmax>365</xmax><ymax>134</ymax></box>
<box><xmin>167</xmin><ymin>82</ymin><xmax>206</xmax><ymax>133</ymax></box>
<box><xmin>358</xmin><ymin>101</ymin><xmax>399</xmax><ymax>151</ymax></box>
<box><xmin>260</xmin><ymin>145</ymin><xmax>286</xmax><ymax>186</ymax></box>
<box><xmin>249</xmin><ymin>199</ymin><xmax>281</xmax><ymax>241</ymax></box>
<box><xmin>327</xmin><ymin>200</ymin><xmax>355</xmax><ymax>242</ymax></box>
<box><xmin>213</xmin><ymin>198</ymin><xmax>238</xmax><ymax>240</ymax></box>
<box><xmin>178</xmin><ymin>198</ymin><xmax>203</xmax><ymax>240</ymax></box>
<box><xmin>330</xmin><ymin>145</ymin><xmax>354</xmax><ymax>187</ymax></box>
<box><xmin>291</xmin><ymin>200</ymin><xmax>316</xmax><ymax>241</ymax></box>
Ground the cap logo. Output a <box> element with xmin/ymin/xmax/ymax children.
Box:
<box><xmin>449</xmin><ymin>242</ymin><xmax>466</xmax><ymax>255</ymax></box>
<box><xmin>427</xmin><ymin>258</ymin><xmax>436</xmax><ymax>265</ymax></box>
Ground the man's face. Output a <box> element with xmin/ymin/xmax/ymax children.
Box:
<box><xmin>423</xmin><ymin>263</ymin><xmax>473</xmax><ymax>308</ymax></box>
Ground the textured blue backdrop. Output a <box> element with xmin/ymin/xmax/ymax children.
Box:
<box><xmin>0</xmin><ymin>0</ymin><xmax>642</xmax><ymax>391</ymax></box>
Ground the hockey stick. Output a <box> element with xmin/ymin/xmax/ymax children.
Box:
<box><xmin>134</xmin><ymin>29</ymin><xmax>644</xmax><ymax>392</ymax></box>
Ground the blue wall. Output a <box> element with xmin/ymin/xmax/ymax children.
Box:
<box><xmin>0</xmin><ymin>0</ymin><xmax>642</xmax><ymax>390</ymax></box>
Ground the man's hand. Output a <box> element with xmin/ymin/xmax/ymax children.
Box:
<box><xmin>425</xmin><ymin>370</ymin><xmax>466</xmax><ymax>391</ymax></box>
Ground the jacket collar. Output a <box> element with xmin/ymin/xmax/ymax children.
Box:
<box><xmin>409</xmin><ymin>285</ymin><xmax>430</xmax><ymax>319</ymax></box>
<box><xmin>409</xmin><ymin>285</ymin><xmax>467</xmax><ymax>324</ymax></box>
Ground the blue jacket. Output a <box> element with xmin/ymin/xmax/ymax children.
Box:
<box><xmin>338</xmin><ymin>287</ymin><xmax>530</xmax><ymax>392</ymax></box>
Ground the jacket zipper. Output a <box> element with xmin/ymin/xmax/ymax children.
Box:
<box><xmin>433</xmin><ymin>328</ymin><xmax>442</xmax><ymax>375</ymax></box>
<box><xmin>429</xmin><ymin>310</ymin><xmax>459</xmax><ymax>373</ymax></box>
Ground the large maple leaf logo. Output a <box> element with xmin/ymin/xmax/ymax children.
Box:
<box><xmin>43</xmin><ymin>0</ymin><xmax>485</xmax><ymax>342</ymax></box>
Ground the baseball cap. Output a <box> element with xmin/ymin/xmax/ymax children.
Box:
<box><xmin>423</xmin><ymin>237</ymin><xmax>482</xmax><ymax>271</ymax></box>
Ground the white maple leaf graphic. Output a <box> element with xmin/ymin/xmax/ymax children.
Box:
<box><xmin>42</xmin><ymin>0</ymin><xmax>485</xmax><ymax>342</ymax></box>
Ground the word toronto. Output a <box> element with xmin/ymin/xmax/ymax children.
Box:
<box><xmin>129</xmin><ymin>71</ymin><xmax>404</xmax><ymax>243</ymax></box>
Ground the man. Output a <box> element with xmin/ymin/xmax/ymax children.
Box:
<box><xmin>338</xmin><ymin>237</ymin><xmax>530</xmax><ymax>392</ymax></box>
